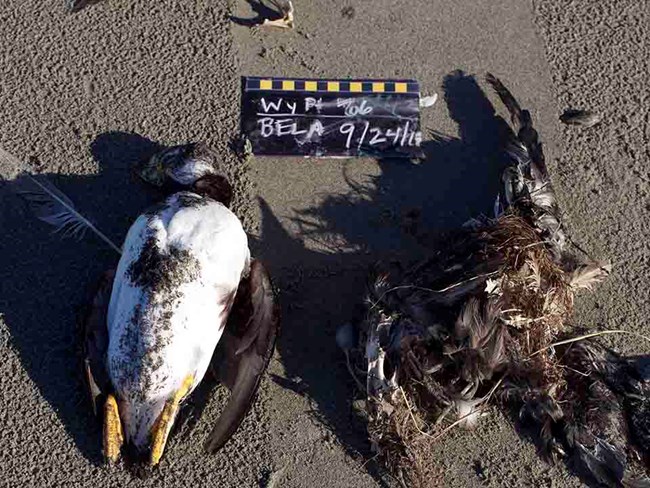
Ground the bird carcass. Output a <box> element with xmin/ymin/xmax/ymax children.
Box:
<box><xmin>349</xmin><ymin>74</ymin><xmax>648</xmax><ymax>488</ymax></box>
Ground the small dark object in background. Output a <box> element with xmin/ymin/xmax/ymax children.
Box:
<box><xmin>269</xmin><ymin>374</ymin><xmax>309</xmax><ymax>395</ymax></box>
<box><xmin>560</xmin><ymin>109</ymin><xmax>602</xmax><ymax>128</ymax></box>
<box><xmin>473</xmin><ymin>459</ymin><xmax>488</xmax><ymax>482</ymax></box>
<box><xmin>341</xmin><ymin>6</ymin><xmax>355</xmax><ymax>19</ymax></box>
<box><xmin>229</xmin><ymin>0</ymin><xmax>294</xmax><ymax>29</ymax></box>
<box><xmin>262</xmin><ymin>0</ymin><xmax>295</xmax><ymax>29</ymax></box>
<box><xmin>66</xmin><ymin>0</ymin><xmax>102</xmax><ymax>12</ymax></box>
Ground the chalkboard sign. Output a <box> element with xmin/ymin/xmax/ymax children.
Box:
<box><xmin>241</xmin><ymin>77</ymin><xmax>423</xmax><ymax>158</ymax></box>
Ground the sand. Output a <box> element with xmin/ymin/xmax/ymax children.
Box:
<box><xmin>0</xmin><ymin>0</ymin><xmax>647</xmax><ymax>487</ymax></box>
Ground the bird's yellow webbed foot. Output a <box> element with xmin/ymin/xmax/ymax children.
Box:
<box><xmin>103</xmin><ymin>394</ymin><xmax>123</xmax><ymax>463</ymax></box>
<box><xmin>149</xmin><ymin>375</ymin><xmax>194</xmax><ymax>466</ymax></box>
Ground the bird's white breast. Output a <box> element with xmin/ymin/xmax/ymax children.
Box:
<box><xmin>106</xmin><ymin>192</ymin><xmax>250</xmax><ymax>445</ymax></box>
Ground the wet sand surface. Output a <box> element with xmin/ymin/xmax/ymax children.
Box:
<box><xmin>0</xmin><ymin>1</ymin><xmax>646</xmax><ymax>486</ymax></box>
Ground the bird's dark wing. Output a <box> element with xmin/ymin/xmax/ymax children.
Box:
<box><xmin>558</xmin><ymin>342</ymin><xmax>650</xmax><ymax>486</ymax></box>
<box><xmin>631</xmin><ymin>355</ymin><xmax>650</xmax><ymax>381</ymax></box>
<box><xmin>205</xmin><ymin>260</ymin><xmax>279</xmax><ymax>453</ymax></box>
<box><xmin>82</xmin><ymin>270</ymin><xmax>114</xmax><ymax>415</ymax></box>
<box><xmin>486</xmin><ymin>73</ymin><xmax>568</xmax><ymax>259</ymax></box>
<box><xmin>486</xmin><ymin>72</ymin><xmax>547</xmax><ymax>177</ymax></box>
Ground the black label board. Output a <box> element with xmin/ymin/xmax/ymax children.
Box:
<box><xmin>241</xmin><ymin>77</ymin><xmax>423</xmax><ymax>158</ymax></box>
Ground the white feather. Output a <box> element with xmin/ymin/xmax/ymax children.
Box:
<box><xmin>419</xmin><ymin>94</ymin><xmax>438</xmax><ymax>108</ymax></box>
<box><xmin>569</xmin><ymin>263</ymin><xmax>611</xmax><ymax>291</ymax></box>
<box><xmin>454</xmin><ymin>398</ymin><xmax>484</xmax><ymax>429</ymax></box>
<box><xmin>168</xmin><ymin>157</ymin><xmax>215</xmax><ymax>186</ymax></box>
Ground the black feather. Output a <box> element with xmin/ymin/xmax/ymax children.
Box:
<box><xmin>560</xmin><ymin>109</ymin><xmax>602</xmax><ymax>128</ymax></box>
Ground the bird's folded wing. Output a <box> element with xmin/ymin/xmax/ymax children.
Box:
<box><xmin>83</xmin><ymin>270</ymin><xmax>115</xmax><ymax>415</ymax></box>
<box><xmin>205</xmin><ymin>260</ymin><xmax>279</xmax><ymax>453</ymax></box>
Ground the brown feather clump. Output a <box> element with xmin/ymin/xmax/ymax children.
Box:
<box><xmin>353</xmin><ymin>74</ymin><xmax>648</xmax><ymax>488</ymax></box>
<box><xmin>362</xmin><ymin>214</ymin><xmax>605</xmax><ymax>486</ymax></box>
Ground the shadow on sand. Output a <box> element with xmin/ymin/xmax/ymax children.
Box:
<box><xmin>0</xmin><ymin>71</ymin><xmax>507</xmax><ymax>481</ymax></box>
<box><xmin>249</xmin><ymin>71</ymin><xmax>511</xmax><ymax>484</ymax></box>
<box><xmin>0</xmin><ymin>132</ymin><xmax>163</xmax><ymax>465</ymax></box>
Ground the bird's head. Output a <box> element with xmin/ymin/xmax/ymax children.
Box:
<box><xmin>139</xmin><ymin>142</ymin><xmax>233</xmax><ymax>206</ymax></box>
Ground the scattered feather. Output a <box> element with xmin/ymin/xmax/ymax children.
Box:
<box><xmin>454</xmin><ymin>398</ymin><xmax>484</xmax><ymax>429</ymax></box>
<box><xmin>493</xmin><ymin>194</ymin><xmax>503</xmax><ymax>218</ymax></box>
<box><xmin>13</xmin><ymin>173</ymin><xmax>122</xmax><ymax>254</ymax></box>
<box><xmin>569</xmin><ymin>262</ymin><xmax>612</xmax><ymax>291</ymax></box>
<box><xmin>560</xmin><ymin>109</ymin><xmax>602</xmax><ymax>128</ymax></box>
<box><xmin>65</xmin><ymin>0</ymin><xmax>101</xmax><ymax>12</ymax></box>
<box><xmin>1</xmin><ymin>146</ymin><xmax>121</xmax><ymax>254</ymax></box>
<box><xmin>484</xmin><ymin>278</ymin><xmax>500</xmax><ymax>295</ymax></box>
<box><xmin>419</xmin><ymin>94</ymin><xmax>438</xmax><ymax>109</ymax></box>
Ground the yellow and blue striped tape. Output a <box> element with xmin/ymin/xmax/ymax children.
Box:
<box><xmin>245</xmin><ymin>77</ymin><xmax>419</xmax><ymax>95</ymax></box>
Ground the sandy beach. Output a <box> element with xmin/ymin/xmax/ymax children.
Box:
<box><xmin>0</xmin><ymin>1</ymin><xmax>647</xmax><ymax>486</ymax></box>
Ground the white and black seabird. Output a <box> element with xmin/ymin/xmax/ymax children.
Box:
<box><xmin>83</xmin><ymin>142</ymin><xmax>279</xmax><ymax>465</ymax></box>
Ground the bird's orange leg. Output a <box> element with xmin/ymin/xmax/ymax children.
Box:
<box><xmin>103</xmin><ymin>394</ymin><xmax>123</xmax><ymax>463</ymax></box>
<box><xmin>149</xmin><ymin>375</ymin><xmax>194</xmax><ymax>466</ymax></box>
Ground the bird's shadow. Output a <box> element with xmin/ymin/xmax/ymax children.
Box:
<box><xmin>288</xmin><ymin>71</ymin><xmax>511</xmax><ymax>255</ymax></box>
<box><xmin>0</xmin><ymin>131</ymin><xmax>164</xmax><ymax>465</ymax></box>
<box><xmin>247</xmin><ymin>71</ymin><xmax>512</xmax><ymax>484</ymax></box>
